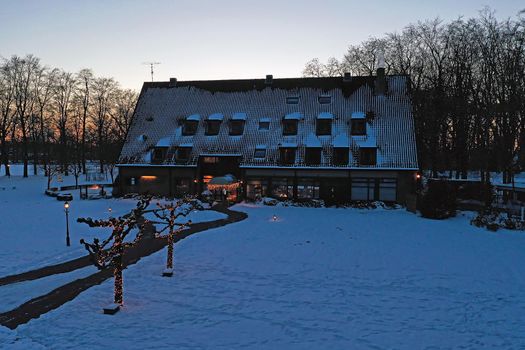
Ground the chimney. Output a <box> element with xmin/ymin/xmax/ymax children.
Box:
<box><xmin>375</xmin><ymin>52</ymin><xmax>386</xmax><ymax>95</ymax></box>
<box><xmin>265</xmin><ymin>74</ymin><xmax>273</xmax><ymax>85</ymax></box>
<box><xmin>169</xmin><ymin>77</ymin><xmax>177</xmax><ymax>87</ymax></box>
<box><xmin>343</xmin><ymin>72</ymin><xmax>352</xmax><ymax>82</ymax></box>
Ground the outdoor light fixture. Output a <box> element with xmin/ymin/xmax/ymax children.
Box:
<box><xmin>272</xmin><ymin>214</ymin><xmax>277</xmax><ymax>221</ymax></box>
<box><xmin>64</xmin><ymin>201</ymin><xmax>71</xmax><ymax>246</ymax></box>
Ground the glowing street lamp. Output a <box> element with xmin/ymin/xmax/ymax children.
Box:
<box><xmin>64</xmin><ymin>201</ymin><xmax>71</xmax><ymax>246</ymax></box>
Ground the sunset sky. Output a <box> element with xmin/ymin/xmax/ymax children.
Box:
<box><xmin>1</xmin><ymin>0</ymin><xmax>522</xmax><ymax>89</ymax></box>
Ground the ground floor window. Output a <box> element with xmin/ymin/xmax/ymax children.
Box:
<box><xmin>271</xmin><ymin>177</ymin><xmax>293</xmax><ymax>199</ymax></box>
<box><xmin>379</xmin><ymin>178</ymin><xmax>397</xmax><ymax>201</ymax></box>
<box><xmin>297</xmin><ymin>178</ymin><xmax>320</xmax><ymax>199</ymax></box>
<box><xmin>246</xmin><ymin>178</ymin><xmax>268</xmax><ymax>200</ymax></box>
<box><xmin>351</xmin><ymin>177</ymin><xmax>397</xmax><ymax>201</ymax></box>
<box><xmin>351</xmin><ymin>178</ymin><xmax>374</xmax><ymax>200</ymax></box>
<box><xmin>174</xmin><ymin>178</ymin><xmax>191</xmax><ymax>195</ymax></box>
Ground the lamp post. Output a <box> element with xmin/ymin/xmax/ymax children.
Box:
<box><xmin>64</xmin><ymin>201</ymin><xmax>71</xmax><ymax>246</ymax></box>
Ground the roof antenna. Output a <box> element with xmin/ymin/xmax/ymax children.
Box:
<box><xmin>142</xmin><ymin>62</ymin><xmax>161</xmax><ymax>82</ymax></box>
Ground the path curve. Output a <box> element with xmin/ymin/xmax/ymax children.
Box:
<box><xmin>0</xmin><ymin>205</ymin><xmax>247</xmax><ymax>330</ymax></box>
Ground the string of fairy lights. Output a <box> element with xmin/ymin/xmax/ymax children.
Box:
<box><xmin>78</xmin><ymin>196</ymin><xmax>198</xmax><ymax>307</ymax></box>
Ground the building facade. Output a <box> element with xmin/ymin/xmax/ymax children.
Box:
<box><xmin>117</xmin><ymin>68</ymin><xmax>419</xmax><ymax>204</ymax></box>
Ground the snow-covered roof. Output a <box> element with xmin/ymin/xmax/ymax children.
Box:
<box><xmin>186</xmin><ymin>114</ymin><xmax>200</xmax><ymax>121</ymax></box>
<box><xmin>318</xmin><ymin>112</ymin><xmax>334</xmax><ymax>120</ymax></box>
<box><xmin>333</xmin><ymin>134</ymin><xmax>349</xmax><ymax>148</ymax></box>
<box><xmin>207</xmin><ymin>113</ymin><xmax>224</xmax><ymax>121</ymax></box>
<box><xmin>280</xmin><ymin>142</ymin><xmax>297</xmax><ymax>148</ymax></box>
<box><xmin>351</xmin><ymin>111</ymin><xmax>365</xmax><ymax>119</ymax></box>
<box><xmin>232</xmin><ymin>113</ymin><xmax>247</xmax><ymax>121</ymax></box>
<box><xmin>305</xmin><ymin>133</ymin><xmax>321</xmax><ymax>148</ymax></box>
<box><xmin>156</xmin><ymin>137</ymin><xmax>171</xmax><ymax>147</ymax></box>
<box><xmin>255</xmin><ymin>144</ymin><xmax>266</xmax><ymax>149</ymax></box>
<box><xmin>119</xmin><ymin>76</ymin><xmax>418</xmax><ymax>168</ymax></box>
<box><xmin>260</xmin><ymin>117</ymin><xmax>271</xmax><ymax>122</ymax></box>
<box><xmin>284</xmin><ymin>112</ymin><xmax>302</xmax><ymax>120</ymax></box>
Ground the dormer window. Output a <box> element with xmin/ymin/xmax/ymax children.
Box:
<box><xmin>229</xmin><ymin>120</ymin><xmax>244</xmax><ymax>135</ymax></box>
<box><xmin>254</xmin><ymin>146</ymin><xmax>266</xmax><ymax>159</ymax></box>
<box><xmin>152</xmin><ymin>147</ymin><xmax>168</xmax><ymax>163</ymax></box>
<box><xmin>205</xmin><ymin>113</ymin><xmax>223</xmax><ymax>135</ymax></box>
<box><xmin>176</xmin><ymin>146</ymin><xmax>192</xmax><ymax>162</ymax></box>
<box><xmin>259</xmin><ymin>118</ymin><xmax>270</xmax><ymax>131</ymax></box>
<box><xmin>279</xmin><ymin>144</ymin><xmax>296</xmax><ymax>165</ymax></box>
<box><xmin>286</xmin><ymin>96</ymin><xmax>299</xmax><ymax>104</ymax></box>
<box><xmin>283</xmin><ymin>120</ymin><xmax>298</xmax><ymax>135</ymax></box>
<box><xmin>351</xmin><ymin>111</ymin><xmax>367</xmax><ymax>136</ymax></box>
<box><xmin>316</xmin><ymin>112</ymin><xmax>333</xmax><ymax>136</ymax></box>
<box><xmin>333</xmin><ymin>148</ymin><xmax>349</xmax><ymax>165</ymax></box>
<box><xmin>183</xmin><ymin>114</ymin><xmax>200</xmax><ymax>135</ymax></box>
<box><xmin>305</xmin><ymin>147</ymin><xmax>321</xmax><ymax>165</ymax></box>
<box><xmin>283</xmin><ymin>112</ymin><xmax>301</xmax><ymax>136</ymax></box>
<box><xmin>183</xmin><ymin>121</ymin><xmax>198</xmax><ymax>135</ymax></box>
<box><xmin>359</xmin><ymin>147</ymin><xmax>377</xmax><ymax>166</ymax></box>
<box><xmin>229</xmin><ymin>113</ymin><xmax>246</xmax><ymax>135</ymax></box>
<box><xmin>318</xmin><ymin>95</ymin><xmax>332</xmax><ymax>104</ymax></box>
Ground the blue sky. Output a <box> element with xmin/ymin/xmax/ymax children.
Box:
<box><xmin>0</xmin><ymin>0</ymin><xmax>522</xmax><ymax>89</ymax></box>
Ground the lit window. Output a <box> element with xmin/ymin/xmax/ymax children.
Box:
<box><xmin>203</xmin><ymin>156</ymin><xmax>219</xmax><ymax>164</ymax></box>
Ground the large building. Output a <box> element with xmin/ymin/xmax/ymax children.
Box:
<box><xmin>116</xmin><ymin>65</ymin><xmax>418</xmax><ymax>204</ymax></box>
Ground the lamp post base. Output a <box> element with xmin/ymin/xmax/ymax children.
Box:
<box><xmin>162</xmin><ymin>268</ymin><xmax>174</xmax><ymax>277</ymax></box>
<box><xmin>103</xmin><ymin>303</ymin><xmax>121</xmax><ymax>315</ymax></box>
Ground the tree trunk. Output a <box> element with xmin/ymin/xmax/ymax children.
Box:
<box><xmin>113</xmin><ymin>235</ymin><xmax>124</xmax><ymax>305</ymax></box>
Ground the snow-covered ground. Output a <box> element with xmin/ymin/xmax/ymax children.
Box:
<box><xmin>1</xmin><ymin>199</ymin><xmax>524</xmax><ymax>349</ymax></box>
<box><xmin>0</xmin><ymin>170</ymin><xmax>225</xmax><ymax>276</ymax></box>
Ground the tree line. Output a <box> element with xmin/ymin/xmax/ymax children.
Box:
<box><xmin>303</xmin><ymin>9</ymin><xmax>525</xmax><ymax>183</ymax></box>
<box><xmin>0</xmin><ymin>54</ymin><xmax>138</xmax><ymax>178</ymax></box>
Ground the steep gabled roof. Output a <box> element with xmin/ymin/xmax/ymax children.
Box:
<box><xmin>119</xmin><ymin>76</ymin><xmax>418</xmax><ymax>169</ymax></box>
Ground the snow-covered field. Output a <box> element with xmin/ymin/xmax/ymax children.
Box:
<box><xmin>1</xmin><ymin>168</ymin><xmax>525</xmax><ymax>349</ymax></box>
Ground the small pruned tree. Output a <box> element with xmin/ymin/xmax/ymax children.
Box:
<box><xmin>148</xmin><ymin>198</ymin><xmax>201</xmax><ymax>276</ymax></box>
<box><xmin>78</xmin><ymin>197</ymin><xmax>151</xmax><ymax>307</ymax></box>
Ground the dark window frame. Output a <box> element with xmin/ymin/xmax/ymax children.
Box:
<box><xmin>351</xmin><ymin>119</ymin><xmax>366</xmax><ymax>135</ymax></box>
<box><xmin>305</xmin><ymin>147</ymin><xmax>322</xmax><ymax>165</ymax></box>
<box><xmin>279</xmin><ymin>147</ymin><xmax>296</xmax><ymax>165</ymax></box>
<box><xmin>359</xmin><ymin>147</ymin><xmax>377</xmax><ymax>166</ymax></box>
<box><xmin>316</xmin><ymin>119</ymin><xmax>332</xmax><ymax>135</ymax></box>
<box><xmin>152</xmin><ymin>147</ymin><xmax>167</xmax><ymax>163</ymax></box>
<box><xmin>229</xmin><ymin>120</ymin><xmax>245</xmax><ymax>136</ymax></box>
<box><xmin>283</xmin><ymin>120</ymin><xmax>298</xmax><ymax>135</ymax></box>
<box><xmin>205</xmin><ymin>120</ymin><xmax>221</xmax><ymax>135</ymax></box>
<box><xmin>254</xmin><ymin>148</ymin><xmax>266</xmax><ymax>159</ymax></box>
<box><xmin>182</xmin><ymin>120</ymin><xmax>198</xmax><ymax>135</ymax></box>
<box><xmin>259</xmin><ymin>120</ymin><xmax>270</xmax><ymax>131</ymax></box>
<box><xmin>176</xmin><ymin>147</ymin><xmax>192</xmax><ymax>162</ymax></box>
<box><xmin>333</xmin><ymin>147</ymin><xmax>349</xmax><ymax>165</ymax></box>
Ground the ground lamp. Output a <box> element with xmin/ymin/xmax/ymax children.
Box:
<box><xmin>272</xmin><ymin>214</ymin><xmax>277</xmax><ymax>221</ymax></box>
<box><xmin>64</xmin><ymin>201</ymin><xmax>71</xmax><ymax>246</ymax></box>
